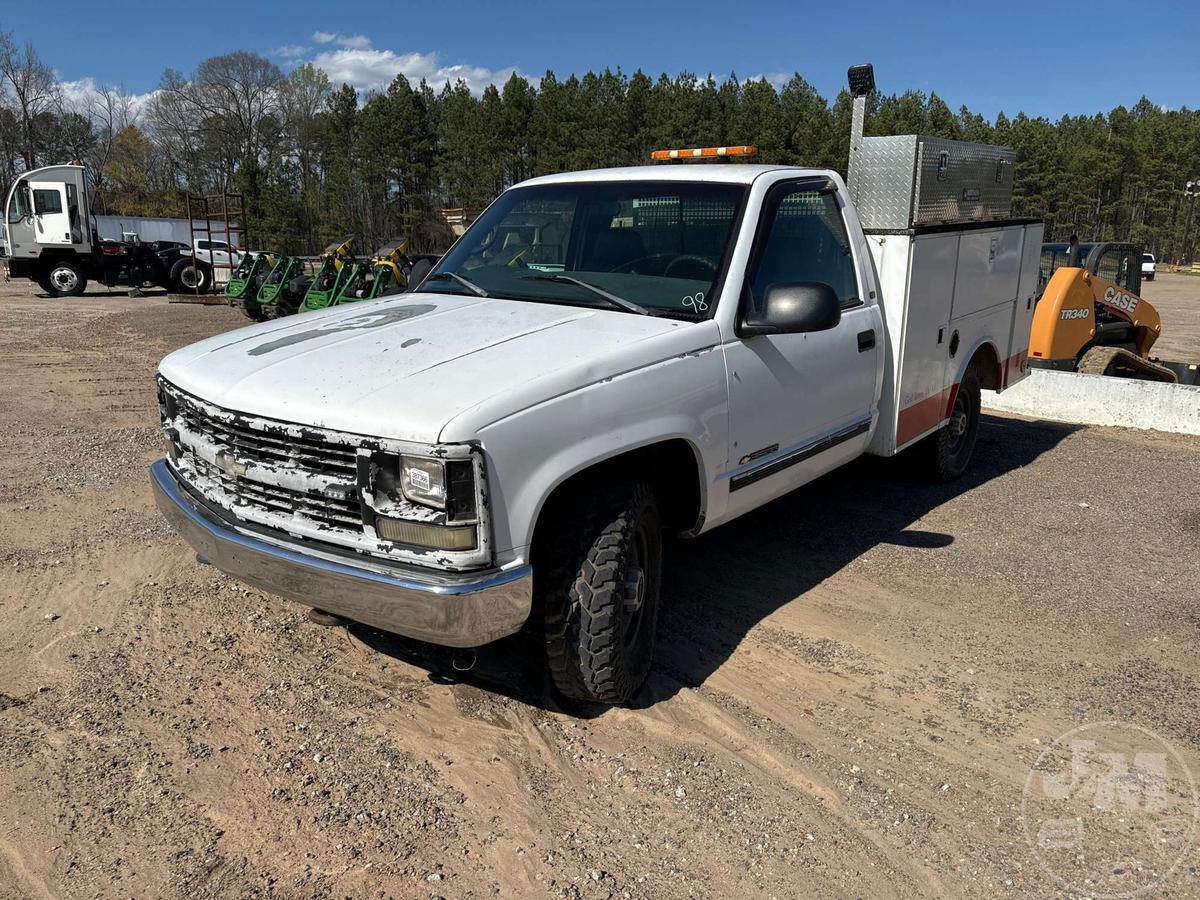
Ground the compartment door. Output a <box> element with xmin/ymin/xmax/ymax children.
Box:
<box><xmin>1004</xmin><ymin>222</ymin><xmax>1045</xmax><ymax>387</ymax></box>
<box><xmin>894</xmin><ymin>233</ymin><xmax>957</xmax><ymax>448</ymax></box>
<box><xmin>951</xmin><ymin>227</ymin><xmax>1023</xmax><ymax>319</ymax></box>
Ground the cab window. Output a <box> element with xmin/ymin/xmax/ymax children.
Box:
<box><xmin>747</xmin><ymin>184</ymin><xmax>859</xmax><ymax>313</ymax></box>
<box><xmin>1039</xmin><ymin>246</ymin><xmax>1074</xmax><ymax>286</ymax></box>
<box><xmin>8</xmin><ymin>183</ymin><xmax>29</xmax><ymax>223</ymax></box>
<box><xmin>1096</xmin><ymin>246</ymin><xmax>1138</xmax><ymax>293</ymax></box>
<box><xmin>33</xmin><ymin>189</ymin><xmax>63</xmax><ymax>215</ymax></box>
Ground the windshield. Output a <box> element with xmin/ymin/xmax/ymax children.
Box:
<box><xmin>7</xmin><ymin>182</ymin><xmax>29</xmax><ymax>224</ymax></box>
<box><xmin>425</xmin><ymin>181</ymin><xmax>747</xmax><ymax>318</ymax></box>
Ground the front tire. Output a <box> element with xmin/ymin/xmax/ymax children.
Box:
<box><xmin>170</xmin><ymin>258</ymin><xmax>213</xmax><ymax>293</ymax></box>
<box><xmin>918</xmin><ymin>370</ymin><xmax>981</xmax><ymax>481</ymax></box>
<box><xmin>540</xmin><ymin>480</ymin><xmax>663</xmax><ymax>705</ymax></box>
<box><xmin>43</xmin><ymin>262</ymin><xmax>88</xmax><ymax>296</ymax></box>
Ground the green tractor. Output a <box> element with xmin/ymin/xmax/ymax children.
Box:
<box><xmin>256</xmin><ymin>256</ymin><xmax>307</xmax><ymax>319</ymax></box>
<box><xmin>225</xmin><ymin>252</ymin><xmax>277</xmax><ymax>320</ymax></box>
<box><xmin>230</xmin><ymin>238</ymin><xmax>437</xmax><ymax>320</ymax></box>
<box><xmin>301</xmin><ymin>238</ymin><xmax>357</xmax><ymax>312</ymax></box>
<box><xmin>331</xmin><ymin>239</ymin><xmax>415</xmax><ymax>303</ymax></box>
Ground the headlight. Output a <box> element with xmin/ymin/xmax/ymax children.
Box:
<box><xmin>400</xmin><ymin>456</ymin><xmax>448</xmax><ymax>509</ymax></box>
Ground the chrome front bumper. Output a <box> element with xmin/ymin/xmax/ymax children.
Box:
<box><xmin>150</xmin><ymin>460</ymin><xmax>533</xmax><ymax>647</ymax></box>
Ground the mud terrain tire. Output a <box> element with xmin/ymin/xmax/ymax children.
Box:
<box><xmin>541</xmin><ymin>480</ymin><xmax>663</xmax><ymax>705</ymax></box>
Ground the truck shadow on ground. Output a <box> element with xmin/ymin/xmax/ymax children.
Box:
<box><xmin>352</xmin><ymin>414</ymin><xmax>1079</xmax><ymax>715</ymax></box>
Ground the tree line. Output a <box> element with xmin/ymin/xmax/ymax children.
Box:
<box><xmin>2</xmin><ymin>36</ymin><xmax>1199</xmax><ymax>262</ymax></box>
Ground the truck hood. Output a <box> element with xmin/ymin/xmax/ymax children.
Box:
<box><xmin>158</xmin><ymin>292</ymin><xmax>701</xmax><ymax>443</ymax></box>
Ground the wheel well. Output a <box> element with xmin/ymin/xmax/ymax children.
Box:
<box><xmin>532</xmin><ymin>439</ymin><xmax>704</xmax><ymax>549</ymax></box>
<box><xmin>967</xmin><ymin>342</ymin><xmax>1001</xmax><ymax>390</ymax></box>
<box><xmin>35</xmin><ymin>250</ymin><xmax>91</xmax><ymax>276</ymax></box>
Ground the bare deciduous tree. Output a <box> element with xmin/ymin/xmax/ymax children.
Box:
<box><xmin>150</xmin><ymin>52</ymin><xmax>283</xmax><ymax>192</ymax></box>
<box><xmin>0</xmin><ymin>32</ymin><xmax>59</xmax><ymax>169</ymax></box>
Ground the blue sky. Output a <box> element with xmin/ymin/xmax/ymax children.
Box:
<box><xmin>10</xmin><ymin>0</ymin><xmax>1199</xmax><ymax>120</ymax></box>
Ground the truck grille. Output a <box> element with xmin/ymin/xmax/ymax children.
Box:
<box><xmin>177</xmin><ymin>402</ymin><xmax>358</xmax><ymax>479</ymax></box>
<box><xmin>162</xmin><ymin>383</ymin><xmax>366</xmax><ymax>540</ymax></box>
<box><xmin>190</xmin><ymin>455</ymin><xmax>362</xmax><ymax>531</ymax></box>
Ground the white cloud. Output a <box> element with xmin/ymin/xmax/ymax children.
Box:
<box><xmin>310</xmin><ymin>40</ymin><xmax>519</xmax><ymax>95</ymax></box>
<box><xmin>745</xmin><ymin>72</ymin><xmax>792</xmax><ymax>90</ymax></box>
<box><xmin>311</xmin><ymin>32</ymin><xmax>371</xmax><ymax>50</ymax></box>
<box><xmin>274</xmin><ymin>44</ymin><xmax>310</xmax><ymax>60</ymax></box>
<box><xmin>56</xmin><ymin>76</ymin><xmax>157</xmax><ymax>124</ymax></box>
<box><xmin>55</xmin><ymin>34</ymin><xmax>520</xmax><ymax>122</ymax></box>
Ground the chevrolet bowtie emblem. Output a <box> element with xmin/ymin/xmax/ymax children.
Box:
<box><xmin>214</xmin><ymin>451</ymin><xmax>247</xmax><ymax>478</ymax></box>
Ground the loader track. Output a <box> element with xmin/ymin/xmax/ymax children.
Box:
<box><xmin>1077</xmin><ymin>346</ymin><xmax>1179</xmax><ymax>383</ymax></box>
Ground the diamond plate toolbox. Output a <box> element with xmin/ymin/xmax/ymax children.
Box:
<box><xmin>848</xmin><ymin>135</ymin><xmax>1015</xmax><ymax>231</ymax></box>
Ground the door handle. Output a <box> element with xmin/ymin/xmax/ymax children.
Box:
<box><xmin>857</xmin><ymin>329</ymin><xmax>875</xmax><ymax>352</ymax></box>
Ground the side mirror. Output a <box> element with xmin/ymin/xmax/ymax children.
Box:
<box><xmin>740</xmin><ymin>281</ymin><xmax>841</xmax><ymax>336</ymax></box>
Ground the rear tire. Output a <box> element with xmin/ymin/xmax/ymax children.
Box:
<box><xmin>540</xmin><ymin>480</ymin><xmax>663</xmax><ymax>705</ymax></box>
<box><xmin>42</xmin><ymin>262</ymin><xmax>88</xmax><ymax>297</ymax></box>
<box><xmin>170</xmin><ymin>258</ymin><xmax>213</xmax><ymax>293</ymax></box>
<box><xmin>918</xmin><ymin>370</ymin><xmax>981</xmax><ymax>481</ymax></box>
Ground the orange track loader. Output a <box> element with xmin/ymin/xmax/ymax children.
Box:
<box><xmin>1029</xmin><ymin>241</ymin><xmax>1196</xmax><ymax>383</ymax></box>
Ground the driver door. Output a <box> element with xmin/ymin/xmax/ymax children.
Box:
<box><xmin>722</xmin><ymin>179</ymin><xmax>881</xmax><ymax>518</ymax></box>
<box><xmin>29</xmin><ymin>182</ymin><xmax>72</xmax><ymax>245</ymax></box>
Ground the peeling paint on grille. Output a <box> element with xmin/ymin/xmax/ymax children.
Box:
<box><xmin>158</xmin><ymin>378</ymin><xmax>491</xmax><ymax>571</ymax></box>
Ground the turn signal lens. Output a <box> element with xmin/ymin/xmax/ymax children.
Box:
<box><xmin>376</xmin><ymin>517</ymin><xmax>477</xmax><ymax>551</ymax></box>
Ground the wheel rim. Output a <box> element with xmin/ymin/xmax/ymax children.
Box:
<box><xmin>51</xmin><ymin>267</ymin><xmax>78</xmax><ymax>292</ymax></box>
<box><xmin>946</xmin><ymin>393</ymin><xmax>970</xmax><ymax>456</ymax></box>
<box><xmin>180</xmin><ymin>266</ymin><xmax>199</xmax><ymax>289</ymax></box>
<box><xmin>622</xmin><ymin>528</ymin><xmax>649</xmax><ymax>650</ymax></box>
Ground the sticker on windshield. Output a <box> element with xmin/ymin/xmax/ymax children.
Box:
<box><xmin>682</xmin><ymin>292</ymin><xmax>708</xmax><ymax>314</ymax></box>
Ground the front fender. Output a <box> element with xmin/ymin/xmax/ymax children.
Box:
<box><xmin>472</xmin><ymin>342</ymin><xmax>730</xmax><ymax>556</ymax></box>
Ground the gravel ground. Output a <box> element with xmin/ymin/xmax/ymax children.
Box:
<box><xmin>1142</xmin><ymin>272</ymin><xmax>1200</xmax><ymax>364</ymax></box>
<box><xmin>1</xmin><ymin>279</ymin><xmax>1199</xmax><ymax>898</ymax></box>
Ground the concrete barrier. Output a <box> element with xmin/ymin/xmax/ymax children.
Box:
<box><xmin>983</xmin><ymin>369</ymin><xmax>1200</xmax><ymax>436</ymax></box>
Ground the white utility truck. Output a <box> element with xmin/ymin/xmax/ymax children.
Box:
<box><xmin>151</xmin><ymin>65</ymin><xmax>1043</xmax><ymax>704</ymax></box>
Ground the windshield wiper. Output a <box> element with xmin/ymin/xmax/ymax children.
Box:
<box><xmin>520</xmin><ymin>273</ymin><xmax>650</xmax><ymax>316</ymax></box>
<box><xmin>427</xmin><ymin>270</ymin><xmax>490</xmax><ymax>297</ymax></box>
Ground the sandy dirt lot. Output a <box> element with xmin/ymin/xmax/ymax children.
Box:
<box><xmin>1141</xmin><ymin>272</ymin><xmax>1200</xmax><ymax>364</ymax></box>
<box><xmin>1</xmin><ymin>277</ymin><xmax>1199</xmax><ymax>899</ymax></box>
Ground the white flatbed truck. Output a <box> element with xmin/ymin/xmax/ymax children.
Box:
<box><xmin>151</xmin><ymin>65</ymin><xmax>1043</xmax><ymax>704</ymax></box>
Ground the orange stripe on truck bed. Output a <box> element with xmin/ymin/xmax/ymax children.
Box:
<box><xmin>897</xmin><ymin>348</ymin><xmax>1029</xmax><ymax>447</ymax></box>
<box><xmin>1001</xmin><ymin>349</ymin><xmax>1028</xmax><ymax>387</ymax></box>
<box><xmin>896</xmin><ymin>387</ymin><xmax>955</xmax><ymax>447</ymax></box>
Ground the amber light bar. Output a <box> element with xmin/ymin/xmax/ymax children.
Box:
<box><xmin>650</xmin><ymin>145</ymin><xmax>758</xmax><ymax>160</ymax></box>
